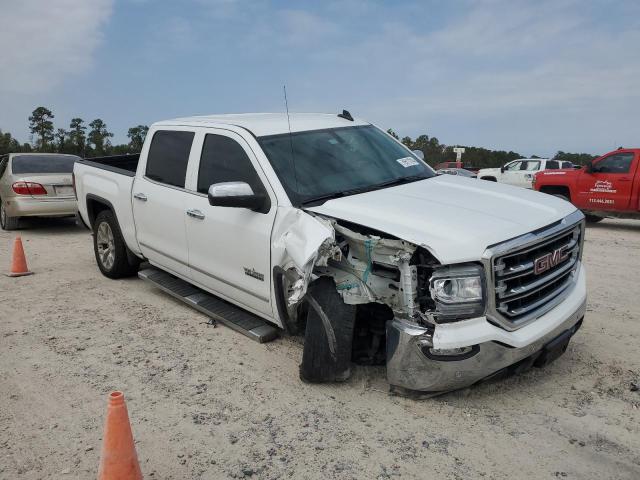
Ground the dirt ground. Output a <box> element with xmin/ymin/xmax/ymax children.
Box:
<box><xmin>1</xmin><ymin>217</ymin><xmax>639</xmax><ymax>480</ymax></box>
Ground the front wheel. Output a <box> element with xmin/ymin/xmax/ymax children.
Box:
<box><xmin>0</xmin><ymin>200</ymin><xmax>20</xmax><ymax>230</ymax></box>
<box><xmin>93</xmin><ymin>210</ymin><xmax>140</xmax><ymax>278</ymax></box>
<box><xmin>585</xmin><ymin>214</ymin><xmax>604</xmax><ymax>223</ymax></box>
<box><xmin>300</xmin><ymin>277</ymin><xmax>357</xmax><ymax>383</ymax></box>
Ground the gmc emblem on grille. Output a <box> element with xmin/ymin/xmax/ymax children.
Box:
<box><xmin>534</xmin><ymin>246</ymin><xmax>570</xmax><ymax>275</ymax></box>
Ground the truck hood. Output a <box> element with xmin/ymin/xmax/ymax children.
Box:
<box><xmin>305</xmin><ymin>175</ymin><xmax>577</xmax><ymax>264</ymax></box>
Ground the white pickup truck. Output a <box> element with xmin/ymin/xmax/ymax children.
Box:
<box><xmin>74</xmin><ymin>112</ymin><xmax>587</xmax><ymax>395</ymax></box>
<box><xmin>478</xmin><ymin>158</ymin><xmax>574</xmax><ymax>189</ymax></box>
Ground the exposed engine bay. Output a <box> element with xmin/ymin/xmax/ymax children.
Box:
<box><xmin>275</xmin><ymin>211</ymin><xmax>443</xmax><ymax>365</ymax></box>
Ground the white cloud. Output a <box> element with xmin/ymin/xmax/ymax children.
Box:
<box><xmin>0</xmin><ymin>0</ymin><xmax>113</xmax><ymax>94</ymax></box>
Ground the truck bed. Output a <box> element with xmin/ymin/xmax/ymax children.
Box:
<box><xmin>80</xmin><ymin>154</ymin><xmax>140</xmax><ymax>177</ymax></box>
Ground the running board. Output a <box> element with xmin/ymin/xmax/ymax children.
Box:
<box><xmin>138</xmin><ymin>267</ymin><xmax>279</xmax><ymax>343</ymax></box>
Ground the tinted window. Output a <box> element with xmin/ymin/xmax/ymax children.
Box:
<box><xmin>259</xmin><ymin>125</ymin><xmax>434</xmax><ymax>205</ymax></box>
<box><xmin>197</xmin><ymin>134</ymin><xmax>264</xmax><ymax>194</ymax></box>
<box><xmin>561</xmin><ymin>162</ymin><xmax>573</xmax><ymax>169</ymax></box>
<box><xmin>546</xmin><ymin>160</ymin><xmax>559</xmax><ymax>169</ymax></box>
<box><xmin>11</xmin><ymin>155</ymin><xmax>79</xmax><ymax>174</ymax></box>
<box><xmin>145</xmin><ymin>130</ymin><xmax>195</xmax><ymax>188</ymax></box>
<box><xmin>594</xmin><ymin>153</ymin><xmax>633</xmax><ymax>174</ymax></box>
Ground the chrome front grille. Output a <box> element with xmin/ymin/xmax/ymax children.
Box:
<box><xmin>483</xmin><ymin>210</ymin><xmax>585</xmax><ymax>330</ymax></box>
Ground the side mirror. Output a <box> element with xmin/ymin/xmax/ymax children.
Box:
<box><xmin>585</xmin><ymin>162</ymin><xmax>594</xmax><ymax>173</ymax></box>
<box><xmin>208</xmin><ymin>181</ymin><xmax>268</xmax><ymax>212</ymax></box>
<box><xmin>412</xmin><ymin>150</ymin><xmax>425</xmax><ymax>161</ymax></box>
<box><xmin>500</xmin><ymin>166</ymin><xmax>505</xmax><ymax>173</ymax></box>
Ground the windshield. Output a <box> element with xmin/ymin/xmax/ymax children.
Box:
<box><xmin>11</xmin><ymin>155</ymin><xmax>79</xmax><ymax>174</ymax></box>
<box><xmin>258</xmin><ymin>125</ymin><xmax>435</xmax><ymax>205</ymax></box>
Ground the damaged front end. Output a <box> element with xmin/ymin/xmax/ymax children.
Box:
<box><xmin>274</xmin><ymin>209</ymin><xmax>488</xmax><ymax>392</ymax></box>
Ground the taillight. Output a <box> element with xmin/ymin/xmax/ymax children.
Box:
<box><xmin>12</xmin><ymin>182</ymin><xmax>47</xmax><ymax>195</ymax></box>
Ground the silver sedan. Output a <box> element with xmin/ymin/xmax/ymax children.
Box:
<box><xmin>0</xmin><ymin>153</ymin><xmax>81</xmax><ymax>230</ymax></box>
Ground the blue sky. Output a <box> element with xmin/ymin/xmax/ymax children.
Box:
<box><xmin>1</xmin><ymin>0</ymin><xmax>639</xmax><ymax>156</ymax></box>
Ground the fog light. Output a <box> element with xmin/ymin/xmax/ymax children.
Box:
<box><xmin>429</xmin><ymin>346</ymin><xmax>474</xmax><ymax>356</ymax></box>
<box><xmin>422</xmin><ymin>344</ymin><xmax>480</xmax><ymax>361</ymax></box>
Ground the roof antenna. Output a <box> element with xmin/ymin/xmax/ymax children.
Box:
<box><xmin>283</xmin><ymin>85</ymin><xmax>301</xmax><ymax>205</ymax></box>
<box><xmin>338</xmin><ymin>109</ymin><xmax>354</xmax><ymax>121</ymax></box>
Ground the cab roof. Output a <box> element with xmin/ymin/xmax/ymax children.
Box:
<box><xmin>153</xmin><ymin>113</ymin><xmax>370</xmax><ymax>137</ymax></box>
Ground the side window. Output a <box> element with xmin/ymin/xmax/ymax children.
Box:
<box><xmin>594</xmin><ymin>153</ymin><xmax>634</xmax><ymax>174</ymax></box>
<box><xmin>197</xmin><ymin>134</ymin><xmax>265</xmax><ymax>195</ymax></box>
<box><xmin>145</xmin><ymin>130</ymin><xmax>195</xmax><ymax>188</ymax></box>
<box><xmin>546</xmin><ymin>160</ymin><xmax>559</xmax><ymax>170</ymax></box>
<box><xmin>521</xmin><ymin>161</ymin><xmax>540</xmax><ymax>171</ymax></box>
<box><xmin>505</xmin><ymin>161</ymin><xmax>521</xmax><ymax>171</ymax></box>
<box><xmin>561</xmin><ymin>161</ymin><xmax>572</xmax><ymax>169</ymax></box>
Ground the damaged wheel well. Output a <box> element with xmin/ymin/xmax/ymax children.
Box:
<box><xmin>275</xmin><ymin>211</ymin><xmax>442</xmax><ymax>382</ymax></box>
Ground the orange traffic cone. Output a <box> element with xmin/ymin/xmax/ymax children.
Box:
<box><xmin>7</xmin><ymin>236</ymin><xmax>33</xmax><ymax>277</ymax></box>
<box><xmin>97</xmin><ymin>391</ymin><xmax>143</xmax><ymax>480</ymax></box>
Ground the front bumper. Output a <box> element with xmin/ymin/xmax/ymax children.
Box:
<box><xmin>4</xmin><ymin>196</ymin><xmax>78</xmax><ymax>217</ymax></box>
<box><xmin>386</xmin><ymin>264</ymin><xmax>587</xmax><ymax>394</ymax></box>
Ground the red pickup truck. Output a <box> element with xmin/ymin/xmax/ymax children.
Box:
<box><xmin>533</xmin><ymin>148</ymin><xmax>640</xmax><ymax>222</ymax></box>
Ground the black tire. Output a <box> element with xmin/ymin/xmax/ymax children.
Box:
<box><xmin>93</xmin><ymin>210</ymin><xmax>140</xmax><ymax>279</ymax></box>
<box><xmin>300</xmin><ymin>277</ymin><xmax>357</xmax><ymax>383</ymax></box>
<box><xmin>585</xmin><ymin>214</ymin><xmax>604</xmax><ymax>223</ymax></box>
<box><xmin>481</xmin><ymin>177</ymin><xmax>497</xmax><ymax>181</ymax></box>
<box><xmin>0</xmin><ymin>199</ymin><xmax>20</xmax><ymax>230</ymax></box>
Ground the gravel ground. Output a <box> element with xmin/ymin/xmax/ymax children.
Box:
<box><xmin>1</xmin><ymin>217</ymin><xmax>639</xmax><ymax>479</ymax></box>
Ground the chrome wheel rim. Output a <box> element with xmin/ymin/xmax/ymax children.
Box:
<box><xmin>96</xmin><ymin>221</ymin><xmax>115</xmax><ymax>270</ymax></box>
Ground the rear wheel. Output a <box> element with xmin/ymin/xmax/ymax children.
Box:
<box><xmin>0</xmin><ymin>200</ymin><xmax>19</xmax><ymax>230</ymax></box>
<box><xmin>481</xmin><ymin>177</ymin><xmax>497</xmax><ymax>181</ymax></box>
<box><xmin>585</xmin><ymin>214</ymin><xmax>604</xmax><ymax>223</ymax></box>
<box><xmin>93</xmin><ymin>210</ymin><xmax>140</xmax><ymax>278</ymax></box>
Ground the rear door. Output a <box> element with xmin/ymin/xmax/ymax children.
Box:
<box><xmin>184</xmin><ymin>128</ymin><xmax>276</xmax><ymax>317</ymax></box>
<box><xmin>576</xmin><ymin>151</ymin><xmax>638</xmax><ymax>210</ymax></box>
<box><xmin>517</xmin><ymin>160</ymin><xmax>542</xmax><ymax>188</ymax></box>
<box><xmin>133</xmin><ymin>129</ymin><xmax>195</xmax><ymax>277</ymax></box>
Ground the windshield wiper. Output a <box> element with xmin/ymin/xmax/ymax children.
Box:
<box><xmin>300</xmin><ymin>188</ymin><xmax>361</xmax><ymax>207</ymax></box>
<box><xmin>366</xmin><ymin>174</ymin><xmax>428</xmax><ymax>191</ymax></box>
<box><xmin>300</xmin><ymin>175</ymin><xmax>429</xmax><ymax>207</ymax></box>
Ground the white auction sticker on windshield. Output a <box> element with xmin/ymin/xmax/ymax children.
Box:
<box><xmin>397</xmin><ymin>157</ymin><xmax>419</xmax><ymax>168</ymax></box>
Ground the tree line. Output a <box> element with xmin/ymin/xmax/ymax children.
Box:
<box><xmin>1</xmin><ymin>106</ymin><xmax>598</xmax><ymax>168</ymax></box>
<box><xmin>0</xmin><ymin>106</ymin><xmax>148</xmax><ymax>158</ymax></box>
<box><xmin>386</xmin><ymin>129</ymin><xmax>597</xmax><ymax>168</ymax></box>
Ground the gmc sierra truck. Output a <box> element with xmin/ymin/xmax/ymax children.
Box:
<box><xmin>534</xmin><ymin>148</ymin><xmax>640</xmax><ymax>223</ymax></box>
<box><xmin>74</xmin><ymin>112</ymin><xmax>587</xmax><ymax>395</ymax></box>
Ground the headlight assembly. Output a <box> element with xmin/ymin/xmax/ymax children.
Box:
<box><xmin>429</xmin><ymin>263</ymin><xmax>485</xmax><ymax>322</ymax></box>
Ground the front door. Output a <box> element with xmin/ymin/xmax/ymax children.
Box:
<box><xmin>184</xmin><ymin>129</ymin><xmax>276</xmax><ymax>317</ymax></box>
<box><xmin>575</xmin><ymin>151</ymin><xmax>638</xmax><ymax>211</ymax></box>
<box><xmin>501</xmin><ymin>160</ymin><xmax>522</xmax><ymax>186</ymax></box>
<box><xmin>133</xmin><ymin>129</ymin><xmax>195</xmax><ymax>277</ymax></box>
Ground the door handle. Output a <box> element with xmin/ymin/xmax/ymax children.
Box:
<box><xmin>133</xmin><ymin>193</ymin><xmax>147</xmax><ymax>201</ymax></box>
<box><xmin>619</xmin><ymin>177</ymin><xmax>631</xmax><ymax>182</ymax></box>
<box><xmin>186</xmin><ymin>209</ymin><xmax>205</xmax><ymax>220</ymax></box>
